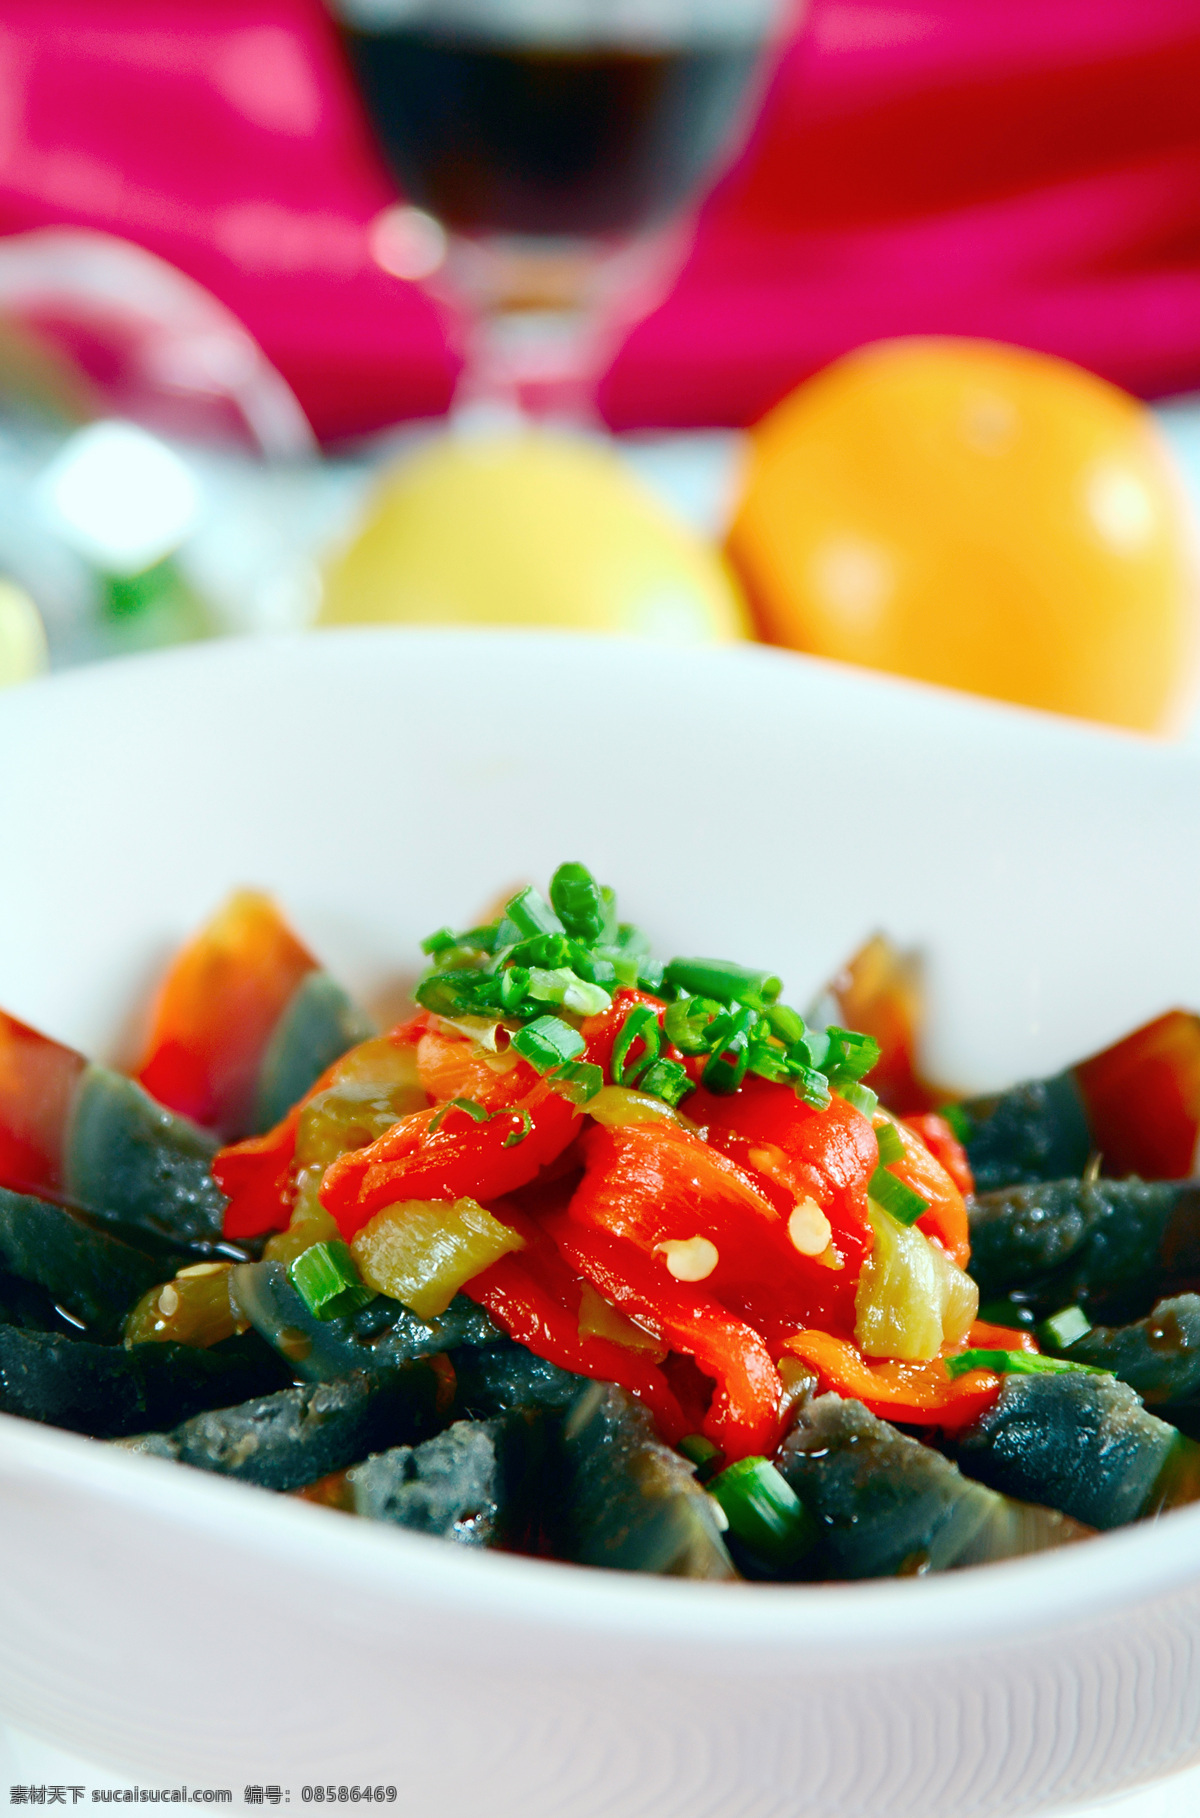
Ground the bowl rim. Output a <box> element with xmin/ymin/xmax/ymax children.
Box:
<box><xmin>4</xmin><ymin>626</ymin><xmax>1200</xmax><ymax>1663</ymax></box>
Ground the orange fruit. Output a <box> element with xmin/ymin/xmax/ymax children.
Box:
<box><xmin>727</xmin><ymin>338</ymin><xmax>1200</xmax><ymax>731</ymax></box>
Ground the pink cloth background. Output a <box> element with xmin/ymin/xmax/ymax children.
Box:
<box><xmin>1</xmin><ymin>0</ymin><xmax>1198</xmax><ymax>441</ymax></box>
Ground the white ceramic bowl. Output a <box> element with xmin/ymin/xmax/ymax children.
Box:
<box><xmin>2</xmin><ymin>629</ymin><xmax>1200</xmax><ymax>1818</ymax></box>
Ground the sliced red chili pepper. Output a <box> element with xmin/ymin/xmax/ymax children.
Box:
<box><xmin>550</xmin><ymin>1216</ymin><xmax>783</xmax><ymax>1460</ymax></box>
<box><xmin>781</xmin><ymin>1330</ymin><xmax>1001</xmax><ymax>1430</ymax></box>
<box><xmin>903</xmin><ymin>1112</ymin><xmax>975</xmax><ymax>1199</ymax></box>
<box><xmin>321</xmin><ymin>1074</ymin><xmax>582</xmax><ymax>1241</ymax></box>
<box><xmin>465</xmin><ymin>1206</ymin><xmax>687</xmax><ymax>1441</ymax></box>
<box><xmin>684</xmin><ymin>1075</ymin><xmax>878</xmax><ymax>1324</ymax></box>
<box><xmin>565</xmin><ymin>1117</ymin><xmax>851</xmax><ymax>1341</ymax></box>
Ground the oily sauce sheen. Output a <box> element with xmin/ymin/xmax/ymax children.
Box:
<box><xmin>339</xmin><ymin>29</ymin><xmax>759</xmax><ymax>236</ymax></box>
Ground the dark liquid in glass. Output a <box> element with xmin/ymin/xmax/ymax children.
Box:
<box><xmin>338</xmin><ymin>28</ymin><xmax>761</xmax><ymax>237</ymax></box>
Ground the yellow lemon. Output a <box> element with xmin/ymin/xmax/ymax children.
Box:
<box><xmin>0</xmin><ymin>579</ymin><xmax>47</xmax><ymax>687</ymax></box>
<box><xmin>319</xmin><ymin>432</ymin><xmax>748</xmax><ymax>643</ymax></box>
<box><xmin>728</xmin><ymin>338</ymin><xmax>1199</xmax><ymax>731</ymax></box>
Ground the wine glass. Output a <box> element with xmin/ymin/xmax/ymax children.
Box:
<box><xmin>327</xmin><ymin>0</ymin><xmax>798</xmax><ymax>421</ymax></box>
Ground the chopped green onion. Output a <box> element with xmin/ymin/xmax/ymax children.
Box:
<box><xmin>460</xmin><ymin>923</ymin><xmax>502</xmax><ymax>953</ymax></box>
<box><xmin>526</xmin><ymin>966</ymin><xmax>611</xmax><ymax>1017</ymax></box>
<box><xmin>822</xmin><ymin>1026</ymin><xmax>881</xmax><ymax>1082</ymax></box>
<box><xmin>415</xmin><ymin>969</ymin><xmax>504</xmax><ymax>1018</ymax></box>
<box><xmin>707</xmin><ymin>1457</ymin><xmax>816</xmax><ymax>1568</ymax></box>
<box><xmin>834</xmin><ymin>1078</ymin><xmax>878</xmax><ymax>1119</ymax></box>
<box><xmin>502</xmin><ymin>1109</ymin><xmax>533</xmax><ymax>1148</ymax></box>
<box><xmin>946</xmin><ymin>1348</ymin><xmax>1111</xmax><ymax>1380</ymax></box>
<box><xmin>611</xmin><ymin>1004</ymin><xmax>662</xmax><ymax>1087</ymax></box>
<box><xmin>597</xmin><ymin>884</ymin><xmax>619</xmax><ymax>945</ymax></box>
<box><xmin>1039</xmin><ymin>1305</ymin><xmax>1093</xmax><ymax>1350</ymax></box>
<box><xmin>766</xmin><ymin>1003</ymin><xmax>806</xmax><ymax>1047</ymax></box>
<box><xmin>939</xmin><ymin>1103</ymin><xmax>973</xmax><ymax>1145</ymax></box>
<box><xmin>977</xmin><ymin>1298</ymin><xmax>1036</xmax><ymax>1330</ymax></box>
<box><xmin>868</xmin><ymin>1167</ymin><xmax>930</xmax><ymax>1226</ymax></box>
<box><xmin>874</xmin><ymin>1122</ymin><xmax>905</xmax><ymax>1166</ymax></box>
<box><xmin>549</xmin><ymin>862</ymin><xmax>607</xmax><ymax>943</ymax></box>
<box><xmin>636</xmin><ymin>1057</ymin><xmax>693</xmax><ymax>1109</ymax></box>
<box><xmin>512</xmin><ymin>1014</ymin><xmax>586</xmax><ymax>1073</ymax></box>
<box><xmin>499</xmin><ymin>965</ymin><xmax>531</xmax><ymax>1011</ymax></box>
<box><xmin>679</xmin><ymin>1434</ymin><xmax>722</xmax><ymax>1482</ymax></box>
<box><xmin>420</xmin><ymin>926</ymin><xmax>458</xmax><ymax>956</ymax></box>
<box><xmin>504</xmin><ymin>886</ymin><xmax>565</xmax><ymax>941</ymax></box>
<box><xmin>701</xmin><ymin>1005</ymin><xmax>755</xmax><ymax>1094</ymax></box>
<box><xmin>289</xmin><ymin>1240</ymin><xmax>375</xmax><ymax>1321</ymax></box>
<box><xmin>429</xmin><ymin>1096</ymin><xmax>492</xmax><ymax>1134</ymax></box>
<box><xmin>794</xmin><ymin>1066</ymin><xmax>832</xmax><ymax>1111</ymax></box>
<box><xmin>746</xmin><ymin>1034</ymin><xmax>793</xmax><ymax>1085</ymax></box>
<box><xmin>797</xmin><ymin>1026</ymin><xmax>831</xmax><ymax>1071</ymax></box>
<box><xmin>664</xmin><ymin>958</ymin><xmax>782</xmax><ymax>1008</ymax></box>
<box><xmin>612</xmin><ymin>921</ymin><xmax>652</xmax><ymax>961</ymax></box>
<box><xmin>569</xmin><ymin>944</ymin><xmax>617</xmax><ymax>988</ymax></box>
<box><xmin>664</xmin><ymin>995</ymin><xmax>722</xmax><ymax>1055</ymax></box>
<box><xmin>548</xmin><ymin>1060</ymin><xmax>604</xmax><ymax>1106</ymax></box>
<box><xmin>636</xmin><ymin>958</ymin><xmax>667</xmax><ymax>995</ymax></box>
<box><xmin>508</xmin><ymin>933</ymin><xmax>571</xmax><ymax>970</ymax></box>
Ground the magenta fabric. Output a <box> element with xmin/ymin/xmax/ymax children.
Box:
<box><xmin>1</xmin><ymin>0</ymin><xmax>1199</xmax><ymax>440</ymax></box>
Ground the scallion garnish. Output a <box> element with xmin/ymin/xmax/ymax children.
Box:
<box><xmin>420</xmin><ymin>926</ymin><xmax>458</xmax><ymax>956</ymax></box>
<box><xmin>636</xmin><ymin>1057</ymin><xmax>693</xmax><ymax>1109</ymax></box>
<box><xmin>512</xmin><ymin>1015</ymin><xmax>586</xmax><ymax>1073</ymax></box>
<box><xmin>508</xmin><ymin>933</ymin><xmax>572</xmax><ymax>970</ymax></box>
<box><xmin>679</xmin><ymin>1434</ymin><xmax>723</xmax><ymax>1482</ymax></box>
<box><xmin>821</xmin><ymin>1026</ymin><xmax>881</xmax><ymax>1082</ymax></box>
<box><xmin>1038</xmin><ymin>1305</ymin><xmax>1093</xmax><ymax>1350</ymax></box>
<box><xmin>502</xmin><ymin>1109</ymin><xmax>534</xmax><ymax>1148</ymax></box>
<box><xmin>429</xmin><ymin>1096</ymin><xmax>492</xmax><ymax>1134</ymax></box>
<box><xmin>835</xmin><ymin>1079</ymin><xmax>878</xmax><ymax>1118</ymax></box>
<box><xmin>550</xmin><ymin>862</ymin><xmax>606</xmax><ymax>943</ymax></box>
<box><xmin>413</xmin><ymin>865</ymin><xmax>879</xmax><ymax>1122</ymax></box>
<box><xmin>611</xmin><ymin>1004</ymin><xmax>662</xmax><ymax>1087</ymax></box>
<box><xmin>706</xmin><ymin>1457</ymin><xmax>816</xmax><ymax>1568</ymax></box>
<box><xmin>868</xmin><ymin>1167</ymin><xmax>929</xmax><ymax>1226</ymax></box>
<box><xmin>526</xmin><ymin>966</ymin><xmax>611</xmax><ymax>1017</ymax></box>
<box><xmin>766</xmin><ymin>1003</ymin><xmax>806</xmax><ymax>1047</ymax></box>
<box><xmin>663</xmin><ymin>995</ymin><xmax>722</xmax><ymax>1055</ymax></box>
<box><xmin>664</xmin><ymin>958</ymin><xmax>782</xmax><ymax>1009</ymax></box>
<box><xmin>504</xmin><ymin>886</ymin><xmax>565</xmax><ymax>941</ymax></box>
<box><xmin>874</xmin><ymin>1121</ymin><xmax>905</xmax><ymax>1166</ymax></box>
<box><xmin>702</xmin><ymin>1005</ymin><xmax>755</xmax><ymax>1094</ymax></box>
<box><xmin>945</xmin><ymin>1349</ymin><xmax>1111</xmax><ymax>1380</ymax></box>
<box><xmin>289</xmin><ymin>1240</ymin><xmax>375</xmax><ymax>1321</ymax></box>
<box><xmin>548</xmin><ymin>1060</ymin><xmax>604</xmax><ymax>1106</ymax></box>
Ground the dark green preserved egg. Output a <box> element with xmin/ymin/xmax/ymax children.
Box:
<box><xmin>452</xmin><ymin>1340</ymin><xmax>588</xmax><ymax>1419</ymax></box>
<box><xmin>552</xmin><ymin>1382</ymin><xmax>735</xmax><ymax>1579</ymax></box>
<box><xmin>116</xmin><ymin>1365</ymin><xmax>442</xmax><ymax>1492</ymax></box>
<box><xmin>0</xmin><ymin>1186</ymin><xmax>162</xmax><ymax>1341</ymax></box>
<box><xmin>252</xmin><ymin>972</ymin><xmax>375</xmax><ymax>1136</ymax></box>
<box><xmin>954</xmin><ymin>1073</ymin><xmax>1092</xmax><ymax>1192</ymax></box>
<box><xmin>968</xmin><ymin>1176</ymin><xmax>1200</xmax><ymax>1324</ymax></box>
<box><xmin>230</xmin><ymin>1260</ymin><xmax>501</xmax><ymax>1381</ymax></box>
<box><xmin>953</xmin><ymin>1370</ymin><xmax>1182</xmax><ymax>1530</ymax></box>
<box><xmin>1057</xmin><ymin>1295</ymin><xmax>1200</xmax><ymax>1413</ymax></box>
<box><xmin>776</xmin><ymin>1394</ymin><xmax>1000</xmax><ymax>1579</ymax></box>
<box><xmin>0</xmin><ymin>1324</ymin><xmax>289</xmax><ymax>1439</ymax></box>
<box><xmin>63</xmin><ymin>1066</ymin><xmax>226</xmax><ymax>1246</ymax></box>
<box><xmin>347</xmin><ymin>1413</ymin><xmax>544</xmax><ymax>1548</ymax></box>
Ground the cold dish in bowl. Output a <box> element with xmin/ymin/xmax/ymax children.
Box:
<box><xmin>2</xmin><ymin>862</ymin><xmax>1200</xmax><ymax>1583</ymax></box>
